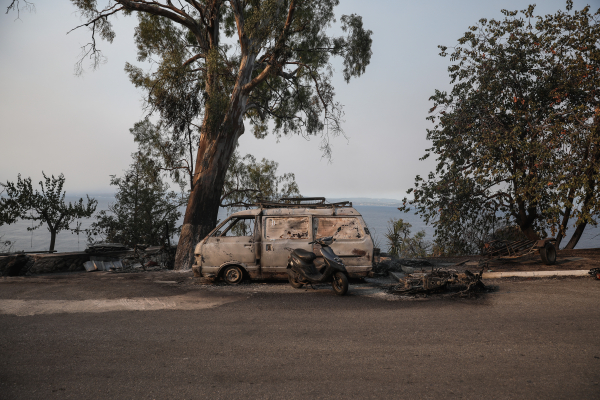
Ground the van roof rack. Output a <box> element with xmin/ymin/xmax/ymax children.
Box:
<box><xmin>255</xmin><ymin>197</ymin><xmax>352</xmax><ymax>208</ymax></box>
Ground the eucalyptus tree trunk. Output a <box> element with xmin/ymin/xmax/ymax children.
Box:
<box><xmin>174</xmin><ymin>129</ymin><xmax>240</xmax><ymax>269</ymax></box>
<box><xmin>174</xmin><ymin>55</ymin><xmax>254</xmax><ymax>269</ymax></box>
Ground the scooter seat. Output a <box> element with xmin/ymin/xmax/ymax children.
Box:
<box><xmin>292</xmin><ymin>248</ymin><xmax>317</xmax><ymax>263</ymax></box>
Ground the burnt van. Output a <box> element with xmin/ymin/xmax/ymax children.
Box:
<box><xmin>192</xmin><ymin>198</ymin><xmax>374</xmax><ymax>284</ymax></box>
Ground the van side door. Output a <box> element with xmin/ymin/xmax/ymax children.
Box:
<box><xmin>260</xmin><ymin>216</ymin><xmax>312</xmax><ymax>279</ymax></box>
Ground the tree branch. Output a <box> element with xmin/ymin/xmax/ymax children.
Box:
<box><xmin>242</xmin><ymin>0</ymin><xmax>296</xmax><ymax>92</ymax></box>
<box><xmin>181</xmin><ymin>52</ymin><xmax>206</xmax><ymax>68</ymax></box>
<box><xmin>220</xmin><ymin>188</ymin><xmax>260</xmax><ymax>202</ymax></box>
<box><xmin>67</xmin><ymin>5</ymin><xmax>123</xmax><ymax>35</ymax></box>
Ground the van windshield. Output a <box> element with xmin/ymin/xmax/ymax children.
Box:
<box><xmin>215</xmin><ymin>217</ymin><xmax>256</xmax><ymax>237</ymax></box>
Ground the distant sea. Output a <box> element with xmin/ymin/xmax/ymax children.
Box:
<box><xmin>0</xmin><ymin>196</ymin><xmax>597</xmax><ymax>253</ymax></box>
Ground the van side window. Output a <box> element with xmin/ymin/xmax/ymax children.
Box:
<box><xmin>315</xmin><ymin>217</ymin><xmax>364</xmax><ymax>239</ymax></box>
<box><xmin>217</xmin><ymin>217</ymin><xmax>256</xmax><ymax>237</ymax></box>
<box><xmin>264</xmin><ymin>217</ymin><xmax>309</xmax><ymax>240</ymax></box>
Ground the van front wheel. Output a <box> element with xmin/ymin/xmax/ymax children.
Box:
<box><xmin>332</xmin><ymin>272</ymin><xmax>349</xmax><ymax>295</ymax></box>
<box><xmin>222</xmin><ymin>265</ymin><xmax>244</xmax><ymax>285</ymax></box>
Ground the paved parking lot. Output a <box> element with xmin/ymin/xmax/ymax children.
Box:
<box><xmin>1</xmin><ymin>271</ymin><xmax>599</xmax><ymax>399</ymax></box>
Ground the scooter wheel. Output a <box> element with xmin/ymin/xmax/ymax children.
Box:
<box><xmin>288</xmin><ymin>271</ymin><xmax>304</xmax><ymax>289</ymax></box>
<box><xmin>332</xmin><ymin>272</ymin><xmax>348</xmax><ymax>295</ymax></box>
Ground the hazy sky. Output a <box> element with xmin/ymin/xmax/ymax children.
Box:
<box><xmin>1</xmin><ymin>0</ymin><xmax>598</xmax><ymax>200</ymax></box>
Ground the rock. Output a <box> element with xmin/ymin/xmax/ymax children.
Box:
<box><xmin>0</xmin><ymin>254</ymin><xmax>29</xmax><ymax>276</ymax></box>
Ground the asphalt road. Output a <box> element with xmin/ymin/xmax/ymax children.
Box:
<box><xmin>1</xmin><ymin>272</ymin><xmax>599</xmax><ymax>399</ymax></box>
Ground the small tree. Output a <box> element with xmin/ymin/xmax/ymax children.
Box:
<box><xmin>87</xmin><ymin>153</ymin><xmax>184</xmax><ymax>248</ymax></box>
<box><xmin>0</xmin><ymin>173</ymin><xmax>97</xmax><ymax>252</ymax></box>
<box><xmin>385</xmin><ymin>219</ymin><xmax>430</xmax><ymax>258</ymax></box>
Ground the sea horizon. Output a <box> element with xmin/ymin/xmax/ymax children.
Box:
<box><xmin>1</xmin><ymin>195</ymin><xmax>597</xmax><ymax>253</ymax></box>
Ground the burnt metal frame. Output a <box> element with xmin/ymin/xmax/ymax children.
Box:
<box><xmin>255</xmin><ymin>197</ymin><xmax>353</xmax><ymax>209</ymax></box>
<box><xmin>480</xmin><ymin>238</ymin><xmax>557</xmax><ymax>266</ymax></box>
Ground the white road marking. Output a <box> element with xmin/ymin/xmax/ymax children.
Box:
<box><xmin>0</xmin><ymin>295</ymin><xmax>237</xmax><ymax>316</ymax></box>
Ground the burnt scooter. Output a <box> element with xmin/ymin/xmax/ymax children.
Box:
<box><xmin>287</xmin><ymin>236</ymin><xmax>350</xmax><ymax>295</ymax></box>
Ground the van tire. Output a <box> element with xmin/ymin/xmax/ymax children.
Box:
<box><xmin>332</xmin><ymin>272</ymin><xmax>348</xmax><ymax>295</ymax></box>
<box><xmin>222</xmin><ymin>265</ymin><xmax>244</xmax><ymax>285</ymax></box>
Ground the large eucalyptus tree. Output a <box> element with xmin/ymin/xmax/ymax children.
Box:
<box><xmin>14</xmin><ymin>0</ymin><xmax>372</xmax><ymax>268</ymax></box>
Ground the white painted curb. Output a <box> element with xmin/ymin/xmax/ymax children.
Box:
<box><xmin>482</xmin><ymin>270</ymin><xmax>590</xmax><ymax>279</ymax></box>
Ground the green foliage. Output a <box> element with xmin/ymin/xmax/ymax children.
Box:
<box><xmin>401</xmin><ymin>2</ymin><xmax>600</xmax><ymax>252</ymax></box>
<box><xmin>0</xmin><ymin>173</ymin><xmax>97</xmax><ymax>252</ymax></box>
<box><xmin>222</xmin><ymin>150</ymin><xmax>300</xmax><ymax>206</ymax></box>
<box><xmin>70</xmin><ymin>0</ymin><xmax>373</xmax><ymax>156</ymax></box>
<box><xmin>87</xmin><ymin>153</ymin><xmax>184</xmax><ymax>247</ymax></box>
<box><xmin>129</xmin><ymin>118</ymin><xmax>199</xmax><ymax>191</ymax></box>
<box><xmin>385</xmin><ymin>219</ymin><xmax>430</xmax><ymax>258</ymax></box>
<box><xmin>0</xmin><ymin>175</ymin><xmax>33</xmax><ymax>226</ymax></box>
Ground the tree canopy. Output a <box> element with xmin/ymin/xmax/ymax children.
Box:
<box><xmin>400</xmin><ymin>1</ymin><xmax>600</xmax><ymax>254</ymax></box>
<box><xmin>53</xmin><ymin>0</ymin><xmax>373</xmax><ymax>268</ymax></box>
<box><xmin>221</xmin><ymin>150</ymin><xmax>300</xmax><ymax>210</ymax></box>
<box><xmin>0</xmin><ymin>173</ymin><xmax>97</xmax><ymax>252</ymax></box>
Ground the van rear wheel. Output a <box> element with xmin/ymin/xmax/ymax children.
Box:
<box><xmin>222</xmin><ymin>265</ymin><xmax>244</xmax><ymax>285</ymax></box>
<box><xmin>332</xmin><ymin>272</ymin><xmax>349</xmax><ymax>295</ymax></box>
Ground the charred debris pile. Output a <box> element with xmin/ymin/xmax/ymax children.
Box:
<box><xmin>372</xmin><ymin>256</ymin><xmax>488</xmax><ymax>297</ymax></box>
<box><xmin>0</xmin><ymin>244</ymin><xmax>176</xmax><ymax>276</ymax></box>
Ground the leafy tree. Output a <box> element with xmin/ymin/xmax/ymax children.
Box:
<box><xmin>400</xmin><ymin>2</ymin><xmax>599</xmax><ymax>252</ymax></box>
<box><xmin>0</xmin><ymin>179</ymin><xmax>32</xmax><ymax>227</ymax></box>
<box><xmin>221</xmin><ymin>150</ymin><xmax>300</xmax><ymax>208</ymax></box>
<box><xmin>0</xmin><ymin>173</ymin><xmax>97</xmax><ymax>252</ymax></box>
<box><xmin>54</xmin><ymin>0</ymin><xmax>372</xmax><ymax>269</ymax></box>
<box><xmin>385</xmin><ymin>219</ymin><xmax>430</xmax><ymax>259</ymax></box>
<box><xmin>541</xmin><ymin>3</ymin><xmax>600</xmax><ymax>248</ymax></box>
<box><xmin>87</xmin><ymin>153</ymin><xmax>184</xmax><ymax>248</ymax></box>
